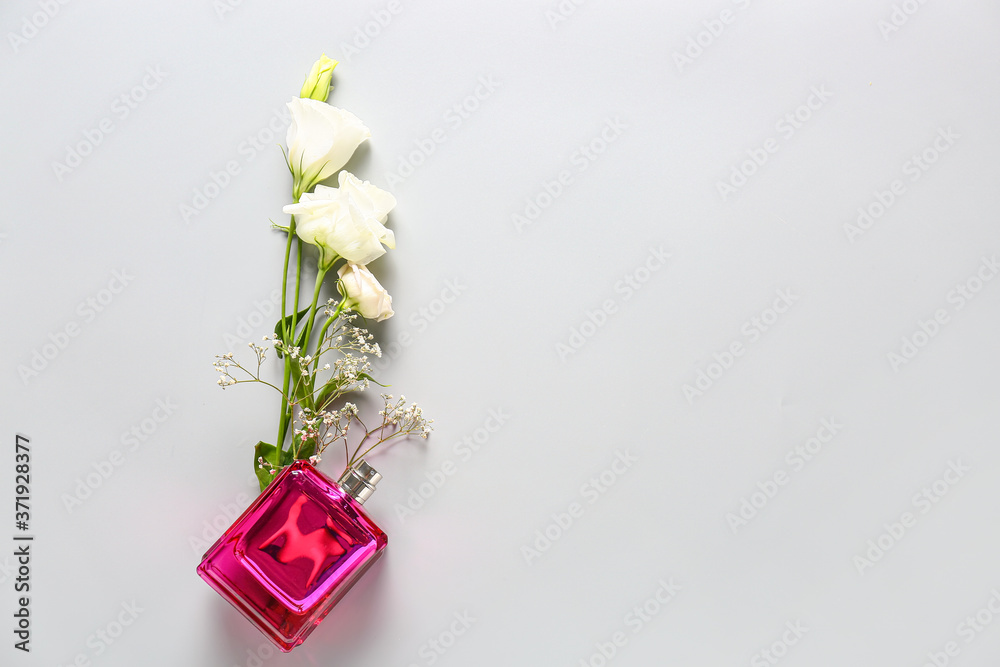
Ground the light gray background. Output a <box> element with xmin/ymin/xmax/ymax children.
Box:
<box><xmin>2</xmin><ymin>0</ymin><xmax>999</xmax><ymax>665</ymax></box>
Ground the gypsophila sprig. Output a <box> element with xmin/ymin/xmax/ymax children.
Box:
<box><xmin>291</xmin><ymin>394</ymin><xmax>433</xmax><ymax>472</ymax></box>
<box><xmin>209</xmin><ymin>56</ymin><xmax>431</xmax><ymax>492</ymax></box>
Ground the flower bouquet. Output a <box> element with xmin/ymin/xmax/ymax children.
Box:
<box><xmin>197</xmin><ymin>55</ymin><xmax>431</xmax><ymax>652</ymax></box>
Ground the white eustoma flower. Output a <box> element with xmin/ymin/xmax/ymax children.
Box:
<box><xmin>286</xmin><ymin>98</ymin><xmax>370</xmax><ymax>188</ymax></box>
<box><xmin>338</xmin><ymin>263</ymin><xmax>394</xmax><ymax>321</ymax></box>
<box><xmin>282</xmin><ymin>171</ymin><xmax>396</xmax><ymax>267</ymax></box>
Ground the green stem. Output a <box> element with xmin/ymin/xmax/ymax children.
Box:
<box><xmin>279</xmin><ymin>215</ymin><xmax>295</xmax><ymax>339</ymax></box>
<box><xmin>277</xmin><ymin>241</ymin><xmax>304</xmax><ymax>457</ymax></box>
<box><xmin>290</xmin><ymin>238</ymin><xmax>304</xmax><ymax>342</ymax></box>
<box><xmin>312</xmin><ymin>300</ymin><xmax>344</xmax><ymax>370</ymax></box>
<box><xmin>275</xmin><ymin>362</ymin><xmax>292</xmax><ymax>462</ymax></box>
<box><xmin>301</xmin><ymin>266</ymin><xmax>329</xmax><ymax>368</ymax></box>
<box><xmin>275</xmin><ymin>177</ymin><xmax>305</xmax><ymax>467</ymax></box>
<box><xmin>274</xmin><ymin>214</ymin><xmax>297</xmax><ymax>464</ymax></box>
<box><xmin>283</xmin><ymin>266</ymin><xmax>327</xmax><ymax>465</ymax></box>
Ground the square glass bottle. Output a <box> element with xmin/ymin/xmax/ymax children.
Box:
<box><xmin>197</xmin><ymin>459</ymin><xmax>387</xmax><ymax>652</ymax></box>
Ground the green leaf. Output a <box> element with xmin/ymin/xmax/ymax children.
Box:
<box><xmin>273</xmin><ymin>307</ymin><xmax>311</xmax><ymax>358</ymax></box>
<box><xmin>358</xmin><ymin>372</ymin><xmax>388</xmax><ymax>388</ymax></box>
<box><xmin>294</xmin><ymin>320</ymin><xmax>311</xmax><ymax>351</ymax></box>
<box><xmin>254</xmin><ymin>441</ymin><xmax>277</xmax><ymax>491</ymax></box>
<box><xmin>315</xmin><ymin>373</ymin><xmax>387</xmax><ymax>411</ymax></box>
<box><xmin>316</xmin><ymin>379</ymin><xmax>344</xmax><ymax>411</ymax></box>
<box><xmin>292</xmin><ymin>433</ymin><xmax>315</xmax><ymax>461</ymax></box>
<box><xmin>254</xmin><ymin>440</ymin><xmax>308</xmax><ymax>491</ymax></box>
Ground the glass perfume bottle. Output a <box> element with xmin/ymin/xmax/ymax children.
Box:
<box><xmin>197</xmin><ymin>459</ymin><xmax>387</xmax><ymax>652</ymax></box>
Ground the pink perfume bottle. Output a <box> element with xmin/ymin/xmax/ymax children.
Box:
<box><xmin>197</xmin><ymin>459</ymin><xmax>387</xmax><ymax>652</ymax></box>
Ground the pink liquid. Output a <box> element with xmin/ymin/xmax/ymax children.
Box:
<box><xmin>197</xmin><ymin>460</ymin><xmax>387</xmax><ymax>651</ymax></box>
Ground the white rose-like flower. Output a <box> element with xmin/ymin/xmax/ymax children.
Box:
<box><xmin>286</xmin><ymin>97</ymin><xmax>370</xmax><ymax>189</ymax></box>
<box><xmin>283</xmin><ymin>171</ymin><xmax>396</xmax><ymax>267</ymax></box>
<box><xmin>338</xmin><ymin>263</ymin><xmax>394</xmax><ymax>321</ymax></box>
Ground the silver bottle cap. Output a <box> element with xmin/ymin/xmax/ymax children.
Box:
<box><xmin>337</xmin><ymin>460</ymin><xmax>382</xmax><ymax>505</ymax></box>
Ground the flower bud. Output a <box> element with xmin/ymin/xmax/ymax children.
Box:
<box><xmin>338</xmin><ymin>263</ymin><xmax>394</xmax><ymax>322</ymax></box>
<box><xmin>300</xmin><ymin>54</ymin><xmax>338</xmax><ymax>101</ymax></box>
